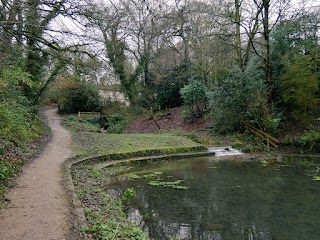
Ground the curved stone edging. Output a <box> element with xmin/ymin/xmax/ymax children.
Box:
<box><xmin>63</xmin><ymin>158</ymin><xmax>89</xmax><ymax>239</ymax></box>
<box><xmin>63</xmin><ymin>146</ymin><xmax>214</xmax><ymax>239</ymax></box>
<box><xmin>94</xmin><ymin>150</ymin><xmax>216</xmax><ymax>170</ymax></box>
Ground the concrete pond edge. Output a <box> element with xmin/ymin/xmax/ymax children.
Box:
<box><xmin>62</xmin><ymin>146</ymin><xmax>216</xmax><ymax>239</ymax></box>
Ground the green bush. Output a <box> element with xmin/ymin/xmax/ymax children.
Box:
<box><xmin>0</xmin><ymin>61</ymin><xmax>40</xmax><ymax>146</ymax></box>
<box><xmin>300</xmin><ymin>129</ymin><xmax>320</xmax><ymax>151</ymax></box>
<box><xmin>108</xmin><ymin>113</ymin><xmax>125</xmax><ymax>124</ymax></box>
<box><xmin>107</xmin><ymin>114</ymin><xmax>127</xmax><ymax>133</ymax></box>
<box><xmin>155</xmin><ymin>79</ymin><xmax>184</xmax><ymax>109</ymax></box>
<box><xmin>209</xmin><ymin>60</ymin><xmax>269</xmax><ymax>134</ymax></box>
<box><xmin>280</xmin><ymin>54</ymin><xmax>318</xmax><ymax>118</ymax></box>
<box><xmin>282</xmin><ymin>128</ymin><xmax>320</xmax><ymax>152</ymax></box>
<box><xmin>136</xmin><ymin>64</ymin><xmax>188</xmax><ymax>110</ymax></box>
<box><xmin>62</xmin><ymin>115</ymin><xmax>99</xmax><ymax>132</ymax></box>
<box><xmin>121</xmin><ymin>187</ymin><xmax>136</xmax><ymax>203</ymax></box>
<box><xmin>82</xmin><ymin>116</ymin><xmax>100</xmax><ymax>125</ymax></box>
<box><xmin>209</xmin><ymin>73</ymin><xmax>244</xmax><ymax>133</ymax></box>
<box><xmin>265</xmin><ymin>116</ymin><xmax>282</xmax><ymax>135</ymax></box>
<box><xmin>0</xmin><ymin>55</ymin><xmax>50</xmax><ymax>204</ymax></box>
<box><xmin>0</xmin><ymin>162</ymin><xmax>14</xmax><ymax>182</ymax></box>
<box><xmin>57</xmin><ymin>78</ymin><xmax>102</xmax><ymax>114</ymax></box>
<box><xmin>181</xmin><ymin>107</ymin><xmax>191</xmax><ymax>122</ymax></box>
<box><xmin>0</xmin><ymin>161</ymin><xmax>16</xmax><ymax>202</ymax></box>
<box><xmin>0</xmin><ymin>100</ymin><xmax>37</xmax><ymax>147</ymax></box>
<box><xmin>180</xmin><ymin>78</ymin><xmax>208</xmax><ymax>122</ymax></box>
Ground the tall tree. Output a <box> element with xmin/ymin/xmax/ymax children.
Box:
<box><xmin>0</xmin><ymin>0</ymin><xmax>94</xmax><ymax>101</ymax></box>
<box><xmin>271</xmin><ymin>9</ymin><xmax>320</xmax><ymax>116</ymax></box>
<box><xmin>121</xmin><ymin>0</ymin><xmax>159</xmax><ymax>87</ymax></box>
<box><xmin>83</xmin><ymin>1</ymin><xmax>146</xmax><ymax>103</ymax></box>
<box><xmin>235</xmin><ymin>0</ymin><xmax>242</xmax><ymax>69</ymax></box>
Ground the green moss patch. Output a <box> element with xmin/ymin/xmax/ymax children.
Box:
<box><xmin>70</xmin><ymin>132</ymin><xmax>202</xmax><ymax>158</ymax></box>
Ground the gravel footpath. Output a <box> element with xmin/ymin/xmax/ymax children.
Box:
<box><xmin>0</xmin><ymin>108</ymin><xmax>74</xmax><ymax>240</ymax></box>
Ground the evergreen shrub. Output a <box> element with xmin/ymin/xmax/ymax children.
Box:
<box><xmin>180</xmin><ymin>78</ymin><xmax>208</xmax><ymax>122</ymax></box>
<box><xmin>57</xmin><ymin>78</ymin><xmax>102</xmax><ymax>114</ymax></box>
<box><xmin>209</xmin><ymin>60</ymin><xmax>269</xmax><ymax>134</ymax></box>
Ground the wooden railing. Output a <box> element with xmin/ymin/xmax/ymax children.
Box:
<box><xmin>78</xmin><ymin>112</ymin><xmax>100</xmax><ymax>118</ymax></box>
<box><xmin>245</xmin><ymin>124</ymin><xmax>278</xmax><ymax>147</ymax></box>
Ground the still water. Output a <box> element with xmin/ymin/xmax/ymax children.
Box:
<box><xmin>108</xmin><ymin>156</ymin><xmax>320</xmax><ymax>240</ymax></box>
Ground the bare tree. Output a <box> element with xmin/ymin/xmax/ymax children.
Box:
<box><xmin>0</xmin><ymin>0</ymin><xmax>93</xmax><ymax>101</ymax></box>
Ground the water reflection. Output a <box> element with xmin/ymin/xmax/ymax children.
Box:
<box><xmin>109</xmin><ymin>157</ymin><xmax>320</xmax><ymax>240</ymax></box>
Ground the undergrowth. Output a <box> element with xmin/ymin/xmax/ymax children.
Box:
<box><xmin>72</xmin><ymin>164</ymin><xmax>148</xmax><ymax>240</ymax></box>
<box><xmin>282</xmin><ymin>126</ymin><xmax>320</xmax><ymax>153</ymax></box>
<box><xmin>0</xmin><ymin>107</ymin><xmax>49</xmax><ymax>206</ymax></box>
<box><xmin>63</xmin><ymin>113</ymin><xmax>129</xmax><ymax>134</ymax></box>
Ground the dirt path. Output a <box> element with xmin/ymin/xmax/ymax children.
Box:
<box><xmin>0</xmin><ymin>109</ymin><xmax>73</xmax><ymax>240</ymax></box>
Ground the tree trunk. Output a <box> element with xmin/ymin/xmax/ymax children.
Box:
<box><xmin>235</xmin><ymin>0</ymin><xmax>242</xmax><ymax>69</ymax></box>
<box><xmin>15</xmin><ymin>0</ymin><xmax>23</xmax><ymax>45</ymax></box>
<box><xmin>35</xmin><ymin>59</ymin><xmax>66</xmax><ymax>103</ymax></box>
<box><xmin>262</xmin><ymin>0</ymin><xmax>272</xmax><ymax>104</ymax></box>
<box><xmin>143</xmin><ymin>34</ymin><xmax>151</xmax><ymax>86</ymax></box>
<box><xmin>1</xmin><ymin>0</ymin><xmax>16</xmax><ymax>50</ymax></box>
<box><xmin>242</xmin><ymin>2</ymin><xmax>263</xmax><ymax>69</ymax></box>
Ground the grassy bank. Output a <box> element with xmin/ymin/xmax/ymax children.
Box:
<box><xmin>72</xmin><ymin>132</ymin><xmax>202</xmax><ymax>157</ymax></box>
<box><xmin>63</xmin><ymin>116</ymin><xmax>202</xmax><ymax>158</ymax></box>
<box><xmin>0</xmin><ymin>113</ymin><xmax>50</xmax><ymax>206</ymax></box>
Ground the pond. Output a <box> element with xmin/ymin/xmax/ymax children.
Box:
<box><xmin>107</xmin><ymin>156</ymin><xmax>320</xmax><ymax>240</ymax></box>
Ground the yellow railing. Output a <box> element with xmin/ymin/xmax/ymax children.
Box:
<box><xmin>78</xmin><ymin>112</ymin><xmax>100</xmax><ymax>119</ymax></box>
<box><xmin>245</xmin><ymin>124</ymin><xmax>278</xmax><ymax>147</ymax></box>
